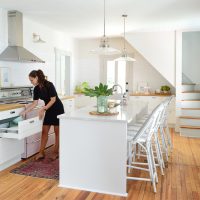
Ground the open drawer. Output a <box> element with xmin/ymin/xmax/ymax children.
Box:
<box><xmin>0</xmin><ymin>116</ymin><xmax>43</xmax><ymax>140</ymax></box>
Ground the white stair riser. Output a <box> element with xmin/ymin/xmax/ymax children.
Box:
<box><xmin>180</xmin><ymin>118</ymin><xmax>200</xmax><ymax>126</ymax></box>
<box><xmin>181</xmin><ymin>101</ymin><xmax>200</xmax><ymax>108</ymax></box>
<box><xmin>181</xmin><ymin>109</ymin><xmax>200</xmax><ymax>117</ymax></box>
<box><xmin>182</xmin><ymin>85</ymin><xmax>195</xmax><ymax>92</ymax></box>
<box><xmin>182</xmin><ymin>93</ymin><xmax>200</xmax><ymax>100</ymax></box>
<box><xmin>180</xmin><ymin>128</ymin><xmax>200</xmax><ymax>138</ymax></box>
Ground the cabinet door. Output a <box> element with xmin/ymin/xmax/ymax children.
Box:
<box><xmin>148</xmin><ymin>96</ymin><xmax>162</xmax><ymax>111</ymax></box>
<box><xmin>129</xmin><ymin>96</ymin><xmax>142</xmax><ymax>101</ymax></box>
<box><xmin>63</xmin><ymin>99</ymin><xmax>74</xmax><ymax>113</ymax></box>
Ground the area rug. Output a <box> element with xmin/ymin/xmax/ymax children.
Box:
<box><xmin>10</xmin><ymin>152</ymin><xmax>59</xmax><ymax>180</ymax></box>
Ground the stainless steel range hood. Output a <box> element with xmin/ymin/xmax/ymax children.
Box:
<box><xmin>0</xmin><ymin>11</ymin><xmax>45</xmax><ymax>63</ymax></box>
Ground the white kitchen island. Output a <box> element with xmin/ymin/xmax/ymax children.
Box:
<box><xmin>58</xmin><ymin>101</ymin><xmax>148</xmax><ymax>197</ymax></box>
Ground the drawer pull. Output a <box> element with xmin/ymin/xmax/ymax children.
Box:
<box><xmin>10</xmin><ymin>111</ymin><xmax>15</xmax><ymax>114</ymax></box>
<box><xmin>29</xmin><ymin>120</ymin><xmax>35</xmax><ymax>123</ymax></box>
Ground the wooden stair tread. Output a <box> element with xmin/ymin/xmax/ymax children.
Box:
<box><xmin>181</xmin><ymin>108</ymin><xmax>200</xmax><ymax>110</ymax></box>
<box><xmin>180</xmin><ymin>125</ymin><xmax>200</xmax><ymax>129</ymax></box>
<box><xmin>182</xmin><ymin>83</ymin><xmax>196</xmax><ymax>85</ymax></box>
<box><xmin>181</xmin><ymin>99</ymin><xmax>200</xmax><ymax>101</ymax></box>
<box><xmin>180</xmin><ymin>116</ymin><xmax>200</xmax><ymax>119</ymax></box>
<box><xmin>182</xmin><ymin>91</ymin><xmax>200</xmax><ymax>93</ymax></box>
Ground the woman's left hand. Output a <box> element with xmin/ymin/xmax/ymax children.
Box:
<box><xmin>38</xmin><ymin>108</ymin><xmax>45</xmax><ymax>120</ymax></box>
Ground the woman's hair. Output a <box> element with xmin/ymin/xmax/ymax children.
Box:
<box><xmin>29</xmin><ymin>69</ymin><xmax>46</xmax><ymax>86</ymax></box>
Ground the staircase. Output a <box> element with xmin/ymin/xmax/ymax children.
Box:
<box><xmin>180</xmin><ymin>83</ymin><xmax>200</xmax><ymax>138</ymax></box>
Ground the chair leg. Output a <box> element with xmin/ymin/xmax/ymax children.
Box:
<box><xmin>154</xmin><ymin>135</ymin><xmax>164</xmax><ymax>175</ymax></box>
<box><xmin>147</xmin><ymin>147</ymin><xmax>157</xmax><ymax>193</ymax></box>
<box><xmin>127</xmin><ymin>141</ymin><xmax>132</xmax><ymax>174</ymax></box>
<box><xmin>160</xmin><ymin>126</ymin><xmax>168</xmax><ymax>161</ymax></box>
<box><xmin>137</xmin><ymin>145</ymin><xmax>141</xmax><ymax>159</ymax></box>
<box><xmin>165</xmin><ymin>124</ymin><xmax>173</xmax><ymax>151</ymax></box>
<box><xmin>150</xmin><ymin>145</ymin><xmax>158</xmax><ymax>183</ymax></box>
<box><xmin>133</xmin><ymin>143</ymin><xmax>136</xmax><ymax>162</ymax></box>
<box><xmin>157</xmin><ymin>136</ymin><xmax>165</xmax><ymax>169</ymax></box>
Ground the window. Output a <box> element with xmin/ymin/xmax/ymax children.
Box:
<box><xmin>107</xmin><ymin>61</ymin><xmax>115</xmax><ymax>89</ymax></box>
<box><xmin>55</xmin><ymin>48</ymin><xmax>71</xmax><ymax>95</ymax></box>
<box><xmin>105</xmin><ymin>60</ymin><xmax>130</xmax><ymax>93</ymax></box>
<box><xmin>117</xmin><ymin>61</ymin><xmax>126</xmax><ymax>92</ymax></box>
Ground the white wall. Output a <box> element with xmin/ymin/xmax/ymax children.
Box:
<box><xmin>126</xmin><ymin>31</ymin><xmax>176</xmax><ymax>86</ymax></box>
<box><xmin>75</xmin><ymin>37</ymin><xmax>174</xmax><ymax>93</ymax></box>
<box><xmin>182</xmin><ymin>31</ymin><xmax>200</xmax><ymax>83</ymax></box>
<box><xmin>0</xmin><ymin>8</ymin><xmax>77</xmax><ymax>94</ymax></box>
<box><xmin>75</xmin><ymin>39</ymin><xmax>101</xmax><ymax>87</ymax></box>
<box><xmin>133</xmin><ymin>51</ymin><xmax>174</xmax><ymax>93</ymax></box>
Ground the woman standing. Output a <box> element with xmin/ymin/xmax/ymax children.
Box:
<box><xmin>21</xmin><ymin>69</ymin><xmax>64</xmax><ymax>160</ymax></box>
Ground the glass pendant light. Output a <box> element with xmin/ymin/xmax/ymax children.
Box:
<box><xmin>114</xmin><ymin>14</ymin><xmax>136</xmax><ymax>62</ymax></box>
<box><xmin>90</xmin><ymin>0</ymin><xmax>120</xmax><ymax>55</ymax></box>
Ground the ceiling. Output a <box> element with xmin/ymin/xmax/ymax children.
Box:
<box><xmin>0</xmin><ymin>0</ymin><xmax>200</xmax><ymax>38</ymax></box>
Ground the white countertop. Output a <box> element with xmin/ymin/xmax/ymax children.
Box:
<box><xmin>58</xmin><ymin>100</ymin><xmax>147</xmax><ymax>123</ymax></box>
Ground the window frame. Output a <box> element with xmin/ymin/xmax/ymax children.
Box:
<box><xmin>100</xmin><ymin>55</ymin><xmax>134</xmax><ymax>93</ymax></box>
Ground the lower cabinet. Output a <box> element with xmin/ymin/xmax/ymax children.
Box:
<box><xmin>21</xmin><ymin>108</ymin><xmax>55</xmax><ymax>159</ymax></box>
<box><xmin>0</xmin><ymin>138</ymin><xmax>24</xmax><ymax>171</ymax></box>
<box><xmin>62</xmin><ymin>98</ymin><xmax>75</xmax><ymax>113</ymax></box>
<box><xmin>130</xmin><ymin>96</ymin><xmax>175</xmax><ymax>127</ymax></box>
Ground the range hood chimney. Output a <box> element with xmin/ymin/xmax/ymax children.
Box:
<box><xmin>0</xmin><ymin>11</ymin><xmax>45</xmax><ymax>63</ymax></box>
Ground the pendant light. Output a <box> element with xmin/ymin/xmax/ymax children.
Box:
<box><xmin>114</xmin><ymin>15</ymin><xmax>136</xmax><ymax>62</ymax></box>
<box><xmin>90</xmin><ymin>0</ymin><xmax>120</xmax><ymax>54</ymax></box>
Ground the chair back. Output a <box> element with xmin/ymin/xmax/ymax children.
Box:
<box><xmin>132</xmin><ymin>103</ymin><xmax>163</xmax><ymax>143</ymax></box>
<box><xmin>160</xmin><ymin>95</ymin><xmax>173</xmax><ymax>125</ymax></box>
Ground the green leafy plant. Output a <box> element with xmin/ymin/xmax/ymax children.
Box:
<box><xmin>74</xmin><ymin>82</ymin><xmax>90</xmax><ymax>94</ymax></box>
<box><xmin>160</xmin><ymin>85</ymin><xmax>170</xmax><ymax>91</ymax></box>
<box><xmin>83</xmin><ymin>83</ymin><xmax>113</xmax><ymax>97</ymax></box>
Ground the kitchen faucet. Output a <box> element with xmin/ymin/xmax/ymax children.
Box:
<box><xmin>112</xmin><ymin>84</ymin><xmax>123</xmax><ymax>94</ymax></box>
<box><xmin>112</xmin><ymin>84</ymin><xmax>127</xmax><ymax>105</ymax></box>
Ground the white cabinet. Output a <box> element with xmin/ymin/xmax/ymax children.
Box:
<box><xmin>130</xmin><ymin>95</ymin><xmax>175</xmax><ymax>127</ymax></box>
<box><xmin>62</xmin><ymin>98</ymin><xmax>75</xmax><ymax>113</ymax></box>
<box><xmin>0</xmin><ymin>107</ymin><xmax>25</xmax><ymax>170</ymax></box>
<box><xmin>0</xmin><ymin>138</ymin><xmax>24</xmax><ymax>171</ymax></box>
<box><xmin>21</xmin><ymin>106</ymin><xmax>55</xmax><ymax>158</ymax></box>
<box><xmin>0</xmin><ymin>107</ymin><xmax>43</xmax><ymax>140</ymax></box>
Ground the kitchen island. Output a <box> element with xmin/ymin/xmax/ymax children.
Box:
<box><xmin>58</xmin><ymin>101</ymin><xmax>148</xmax><ymax>196</ymax></box>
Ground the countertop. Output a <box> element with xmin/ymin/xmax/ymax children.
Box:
<box><xmin>0</xmin><ymin>95</ymin><xmax>75</xmax><ymax>112</ymax></box>
<box><xmin>59</xmin><ymin>95</ymin><xmax>75</xmax><ymax>100</ymax></box>
<box><xmin>58</xmin><ymin>101</ymin><xmax>148</xmax><ymax>123</ymax></box>
<box><xmin>130</xmin><ymin>93</ymin><xmax>172</xmax><ymax>96</ymax></box>
<box><xmin>0</xmin><ymin>104</ymin><xmax>25</xmax><ymax>111</ymax></box>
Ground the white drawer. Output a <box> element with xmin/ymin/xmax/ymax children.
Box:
<box><xmin>0</xmin><ymin>107</ymin><xmax>24</xmax><ymax>121</ymax></box>
<box><xmin>0</xmin><ymin>116</ymin><xmax>43</xmax><ymax>140</ymax></box>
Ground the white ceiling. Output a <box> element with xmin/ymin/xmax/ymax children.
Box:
<box><xmin>0</xmin><ymin>0</ymin><xmax>200</xmax><ymax>38</ymax></box>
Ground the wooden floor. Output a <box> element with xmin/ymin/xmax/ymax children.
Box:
<box><xmin>0</xmin><ymin>129</ymin><xmax>200</xmax><ymax>200</ymax></box>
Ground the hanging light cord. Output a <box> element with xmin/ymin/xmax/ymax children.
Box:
<box><xmin>103</xmin><ymin>0</ymin><xmax>106</xmax><ymax>37</ymax></box>
<box><xmin>122</xmin><ymin>14</ymin><xmax>127</xmax><ymax>51</ymax></box>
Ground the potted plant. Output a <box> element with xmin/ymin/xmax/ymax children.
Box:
<box><xmin>74</xmin><ymin>82</ymin><xmax>90</xmax><ymax>94</ymax></box>
<box><xmin>83</xmin><ymin>83</ymin><xmax>113</xmax><ymax>113</ymax></box>
<box><xmin>160</xmin><ymin>85</ymin><xmax>171</xmax><ymax>94</ymax></box>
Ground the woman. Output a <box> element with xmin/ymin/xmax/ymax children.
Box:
<box><xmin>21</xmin><ymin>69</ymin><xmax>64</xmax><ymax>160</ymax></box>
